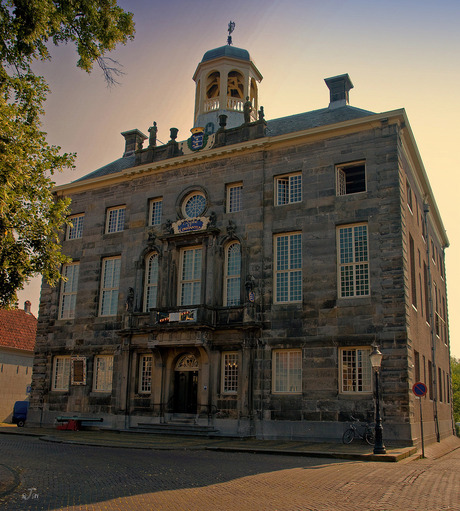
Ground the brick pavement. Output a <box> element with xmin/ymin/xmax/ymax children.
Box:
<box><xmin>0</xmin><ymin>428</ymin><xmax>459</xmax><ymax>510</ymax></box>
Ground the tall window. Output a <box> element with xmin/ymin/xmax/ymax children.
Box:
<box><xmin>340</xmin><ymin>347</ymin><xmax>372</xmax><ymax>393</ymax></box>
<box><xmin>59</xmin><ymin>262</ymin><xmax>79</xmax><ymax>319</ymax></box>
<box><xmin>67</xmin><ymin>214</ymin><xmax>84</xmax><ymax>240</ymax></box>
<box><xmin>179</xmin><ymin>247</ymin><xmax>202</xmax><ymax>305</ymax></box>
<box><xmin>149</xmin><ymin>198</ymin><xmax>163</xmax><ymax>226</ymax></box>
<box><xmin>52</xmin><ymin>356</ymin><xmax>71</xmax><ymax>391</ymax></box>
<box><xmin>139</xmin><ymin>354</ymin><xmax>153</xmax><ymax>394</ymax></box>
<box><xmin>274</xmin><ymin>233</ymin><xmax>302</xmax><ymax>303</ymax></box>
<box><xmin>227</xmin><ymin>183</ymin><xmax>243</xmax><ymax>213</ymax></box>
<box><xmin>106</xmin><ymin>206</ymin><xmax>125</xmax><ymax>233</ymax></box>
<box><xmin>338</xmin><ymin>224</ymin><xmax>369</xmax><ymax>298</ymax></box>
<box><xmin>100</xmin><ymin>257</ymin><xmax>121</xmax><ymax>316</ymax></box>
<box><xmin>224</xmin><ymin>242</ymin><xmax>241</xmax><ymax>306</ymax></box>
<box><xmin>272</xmin><ymin>350</ymin><xmax>302</xmax><ymax>393</ymax></box>
<box><xmin>144</xmin><ymin>253</ymin><xmax>159</xmax><ymax>311</ymax></box>
<box><xmin>275</xmin><ymin>173</ymin><xmax>302</xmax><ymax>205</ymax></box>
<box><xmin>336</xmin><ymin>162</ymin><xmax>366</xmax><ymax>196</ymax></box>
<box><xmin>93</xmin><ymin>355</ymin><xmax>114</xmax><ymax>392</ymax></box>
<box><xmin>222</xmin><ymin>352</ymin><xmax>238</xmax><ymax>393</ymax></box>
<box><xmin>409</xmin><ymin>235</ymin><xmax>417</xmax><ymax>308</ymax></box>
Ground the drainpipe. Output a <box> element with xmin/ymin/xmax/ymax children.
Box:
<box><xmin>423</xmin><ymin>202</ymin><xmax>440</xmax><ymax>442</ymax></box>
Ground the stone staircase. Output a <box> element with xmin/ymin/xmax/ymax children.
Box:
<box><xmin>133</xmin><ymin>414</ymin><xmax>219</xmax><ymax>437</ymax></box>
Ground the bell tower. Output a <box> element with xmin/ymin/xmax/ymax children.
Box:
<box><xmin>192</xmin><ymin>25</ymin><xmax>262</xmax><ymax>133</ymax></box>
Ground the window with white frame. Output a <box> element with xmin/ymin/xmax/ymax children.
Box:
<box><xmin>222</xmin><ymin>352</ymin><xmax>238</xmax><ymax>393</ymax></box>
<box><xmin>67</xmin><ymin>214</ymin><xmax>84</xmax><ymax>240</ymax></box>
<box><xmin>340</xmin><ymin>347</ymin><xmax>372</xmax><ymax>393</ymax></box>
<box><xmin>106</xmin><ymin>206</ymin><xmax>125</xmax><ymax>233</ymax></box>
<box><xmin>139</xmin><ymin>354</ymin><xmax>153</xmax><ymax>394</ymax></box>
<box><xmin>100</xmin><ymin>257</ymin><xmax>121</xmax><ymax>316</ymax></box>
<box><xmin>336</xmin><ymin>162</ymin><xmax>366</xmax><ymax>196</ymax></box>
<box><xmin>337</xmin><ymin>224</ymin><xmax>369</xmax><ymax>298</ymax></box>
<box><xmin>179</xmin><ymin>246</ymin><xmax>202</xmax><ymax>305</ymax></box>
<box><xmin>226</xmin><ymin>183</ymin><xmax>243</xmax><ymax>213</ymax></box>
<box><xmin>52</xmin><ymin>356</ymin><xmax>71</xmax><ymax>391</ymax></box>
<box><xmin>274</xmin><ymin>232</ymin><xmax>302</xmax><ymax>303</ymax></box>
<box><xmin>275</xmin><ymin>173</ymin><xmax>302</xmax><ymax>205</ymax></box>
<box><xmin>144</xmin><ymin>252</ymin><xmax>159</xmax><ymax>311</ymax></box>
<box><xmin>224</xmin><ymin>242</ymin><xmax>241</xmax><ymax>306</ymax></box>
<box><xmin>59</xmin><ymin>262</ymin><xmax>79</xmax><ymax>319</ymax></box>
<box><xmin>93</xmin><ymin>355</ymin><xmax>114</xmax><ymax>392</ymax></box>
<box><xmin>149</xmin><ymin>198</ymin><xmax>163</xmax><ymax>226</ymax></box>
<box><xmin>272</xmin><ymin>350</ymin><xmax>302</xmax><ymax>393</ymax></box>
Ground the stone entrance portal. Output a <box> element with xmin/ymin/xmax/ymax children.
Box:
<box><xmin>173</xmin><ymin>354</ymin><xmax>199</xmax><ymax>414</ymax></box>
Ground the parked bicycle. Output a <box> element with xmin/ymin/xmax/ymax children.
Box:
<box><xmin>342</xmin><ymin>416</ymin><xmax>375</xmax><ymax>445</ymax></box>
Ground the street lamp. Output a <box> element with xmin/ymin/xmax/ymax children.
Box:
<box><xmin>369</xmin><ymin>343</ymin><xmax>386</xmax><ymax>454</ymax></box>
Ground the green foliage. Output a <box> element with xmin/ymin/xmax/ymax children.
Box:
<box><xmin>452</xmin><ymin>357</ymin><xmax>460</xmax><ymax>426</ymax></box>
<box><xmin>0</xmin><ymin>1</ymin><xmax>134</xmax><ymax>308</ymax></box>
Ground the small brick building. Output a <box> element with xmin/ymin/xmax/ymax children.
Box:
<box><xmin>0</xmin><ymin>302</ymin><xmax>37</xmax><ymax>422</ymax></box>
<box><xmin>29</xmin><ymin>43</ymin><xmax>454</xmax><ymax>444</ymax></box>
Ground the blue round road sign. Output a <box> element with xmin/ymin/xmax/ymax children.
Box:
<box><xmin>412</xmin><ymin>381</ymin><xmax>427</xmax><ymax>397</ymax></box>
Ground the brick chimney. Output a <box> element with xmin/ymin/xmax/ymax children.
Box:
<box><xmin>121</xmin><ymin>129</ymin><xmax>147</xmax><ymax>157</ymax></box>
<box><xmin>24</xmin><ymin>300</ymin><xmax>31</xmax><ymax>314</ymax></box>
<box><xmin>324</xmin><ymin>74</ymin><xmax>354</xmax><ymax>109</ymax></box>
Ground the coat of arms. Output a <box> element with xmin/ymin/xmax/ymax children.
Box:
<box><xmin>188</xmin><ymin>127</ymin><xmax>208</xmax><ymax>151</ymax></box>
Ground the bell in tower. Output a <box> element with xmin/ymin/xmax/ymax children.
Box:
<box><xmin>192</xmin><ymin>23</ymin><xmax>263</xmax><ymax>133</ymax></box>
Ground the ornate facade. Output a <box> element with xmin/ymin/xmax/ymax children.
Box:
<box><xmin>29</xmin><ymin>42</ymin><xmax>454</xmax><ymax>444</ymax></box>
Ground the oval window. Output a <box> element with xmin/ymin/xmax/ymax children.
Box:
<box><xmin>183</xmin><ymin>192</ymin><xmax>206</xmax><ymax>218</ymax></box>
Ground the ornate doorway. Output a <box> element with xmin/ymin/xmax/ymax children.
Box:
<box><xmin>174</xmin><ymin>354</ymin><xmax>199</xmax><ymax>414</ymax></box>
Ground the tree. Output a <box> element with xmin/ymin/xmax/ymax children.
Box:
<box><xmin>452</xmin><ymin>357</ymin><xmax>460</xmax><ymax>426</ymax></box>
<box><xmin>0</xmin><ymin>0</ymin><xmax>134</xmax><ymax>308</ymax></box>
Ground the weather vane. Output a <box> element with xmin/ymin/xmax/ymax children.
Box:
<box><xmin>227</xmin><ymin>21</ymin><xmax>235</xmax><ymax>46</ymax></box>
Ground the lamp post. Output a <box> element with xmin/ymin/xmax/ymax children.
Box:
<box><xmin>369</xmin><ymin>343</ymin><xmax>386</xmax><ymax>454</ymax></box>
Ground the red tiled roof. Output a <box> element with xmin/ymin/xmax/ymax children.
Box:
<box><xmin>0</xmin><ymin>308</ymin><xmax>37</xmax><ymax>352</ymax></box>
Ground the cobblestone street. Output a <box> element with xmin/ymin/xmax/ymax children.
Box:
<box><xmin>1</xmin><ymin>435</ymin><xmax>459</xmax><ymax>510</ymax></box>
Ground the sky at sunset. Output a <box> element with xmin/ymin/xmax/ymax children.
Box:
<box><xmin>16</xmin><ymin>0</ymin><xmax>460</xmax><ymax>357</ymax></box>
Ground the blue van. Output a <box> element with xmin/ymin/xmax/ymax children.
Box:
<box><xmin>12</xmin><ymin>401</ymin><xmax>29</xmax><ymax>427</ymax></box>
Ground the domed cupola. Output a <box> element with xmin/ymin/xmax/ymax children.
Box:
<box><xmin>192</xmin><ymin>24</ymin><xmax>263</xmax><ymax>133</ymax></box>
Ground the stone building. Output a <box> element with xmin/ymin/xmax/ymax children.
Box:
<box><xmin>0</xmin><ymin>302</ymin><xmax>37</xmax><ymax>422</ymax></box>
<box><xmin>29</xmin><ymin>42</ymin><xmax>454</xmax><ymax>444</ymax></box>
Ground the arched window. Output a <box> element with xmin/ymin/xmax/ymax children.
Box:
<box><xmin>144</xmin><ymin>252</ymin><xmax>159</xmax><ymax>311</ymax></box>
<box><xmin>224</xmin><ymin>242</ymin><xmax>241</xmax><ymax>306</ymax></box>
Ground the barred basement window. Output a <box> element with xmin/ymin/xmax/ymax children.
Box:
<box><xmin>336</xmin><ymin>162</ymin><xmax>366</xmax><ymax>196</ymax></box>
<box><xmin>71</xmin><ymin>357</ymin><xmax>86</xmax><ymax>386</ymax></box>
<box><xmin>222</xmin><ymin>352</ymin><xmax>238</xmax><ymax>393</ymax></box>
<box><xmin>340</xmin><ymin>347</ymin><xmax>372</xmax><ymax>393</ymax></box>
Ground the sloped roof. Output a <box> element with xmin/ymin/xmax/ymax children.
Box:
<box><xmin>201</xmin><ymin>45</ymin><xmax>251</xmax><ymax>63</ymax></box>
<box><xmin>0</xmin><ymin>308</ymin><xmax>37</xmax><ymax>352</ymax></box>
<box><xmin>74</xmin><ymin>105</ymin><xmax>375</xmax><ymax>184</ymax></box>
<box><xmin>266</xmin><ymin>105</ymin><xmax>375</xmax><ymax>137</ymax></box>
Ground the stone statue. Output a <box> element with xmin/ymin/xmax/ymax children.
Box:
<box><xmin>148</xmin><ymin>121</ymin><xmax>157</xmax><ymax>147</ymax></box>
<box><xmin>125</xmin><ymin>287</ymin><xmax>134</xmax><ymax>312</ymax></box>
<box><xmin>243</xmin><ymin>96</ymin><xmax>252</xmax><ymax>124</ymax></box>
<box><xmin>258</xmin><ymin>106</ymin><xmax>265</xmax><ymax>121</ymax></box>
